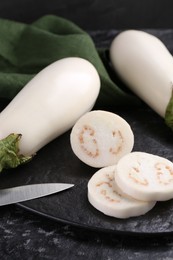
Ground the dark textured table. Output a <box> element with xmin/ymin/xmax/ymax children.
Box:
<box><xmin>0</xmin><ymin>0</ymin><xmax>173</xmax><ymax>29</ymax></box>
<box><xmin>1</xmin><ymin>29</ymin><xmax>173</xmax><ymax>259</ymax></box>
<box><xmin>1</xmin><ymin>205</ymin><xmax>173</xmax><ymax>259</ymax></box>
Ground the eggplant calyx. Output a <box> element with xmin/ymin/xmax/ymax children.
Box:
<box><xmin>0</xmin><ymin>133</ymin><xmax>33</xmax><ymax>172</ymax></box>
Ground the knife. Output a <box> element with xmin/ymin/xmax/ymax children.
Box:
<box><xmin>0</xmin><ymin>183</ymin><xmax>74</xmax><ymax>206</ymax></box>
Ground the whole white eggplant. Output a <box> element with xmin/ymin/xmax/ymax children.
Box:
<box><xmin>110</xmin><ymin>30</ymin><xmax>173</xmax><ymax>129</ymax></box>
<box><xmin>0</xmin><ymin>57</ymin><xmax>100</xmax><ymax>172</ymax></box>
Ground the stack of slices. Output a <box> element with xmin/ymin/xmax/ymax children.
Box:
<box><xmin>70</xmin><ymin>110</ymin><xmax>173</xmax><ymax>219</ymax></box>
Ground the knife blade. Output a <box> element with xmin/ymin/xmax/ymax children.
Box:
<box><xmin>0</xmin><ymin>183</ymin><xmax>74</xmax><ymax>206</ymax></box>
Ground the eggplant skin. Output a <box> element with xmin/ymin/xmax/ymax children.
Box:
<box><xmin>0</xmin><ymin>58</ymin><xmax>100</xmax><ymax>172</ymax></box>
<box><xmin>110</xmin><ymin>30</ymin><xmax>173</xmax><ymax>118</ymax></box>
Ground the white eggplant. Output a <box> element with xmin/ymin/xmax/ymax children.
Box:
<box><xmin>116</xmin><ymin>152</ymin><xmax>173</xmax><ymax>201</ymax></box>
<box><xmin>88</xmin><ymin>165</ymin><xmax>156</xmax><ymax>219</ymax></box>
<box><xmin>0</xmin><ymin>57</ymin><xmax>100</xmax><ymax>172</ymax></box>
<box><xmin>70</xmin><ymin>110</ymin><xmax>134</xmax><ymax>168</ymax></box>
<box><xmin>110</xmin><ymin>30</ymin><xmax>173</xmax><ymax>129</ymax></box>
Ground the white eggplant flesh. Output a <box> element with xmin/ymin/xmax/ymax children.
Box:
<box><xmin>110</xmin><ymin>30</ymin><xmax>173</xmax><ymax>118</ymax></box>
<box><xmin>116</xmin><ymin>152</ymin><xmax>173</xmax><ymax>201</ymax></box>
<box><xmin>0</xmin><ymin>57</ymin><xmax>100</xmax><ymax>170</ymax></box>
<box><xmin>70</xmin><ymin>110</ymin><xmax>134</xmax><ymax>168</ymax></box>
<box><xmin>88</xmin><ymin>165</ymin><xmax>156</xmax><ymax>219</ymax></box>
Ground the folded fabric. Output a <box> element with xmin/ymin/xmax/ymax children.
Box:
<box><xmin>0</xmin><ymin>15</ymin><xmax>139</xmax><ymax>107</ymax></box>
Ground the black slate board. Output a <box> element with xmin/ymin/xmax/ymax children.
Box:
<box><xmin>0</xmin><ymin>103</ymin><xmax>172</xmax><ymax>236</ymax></box>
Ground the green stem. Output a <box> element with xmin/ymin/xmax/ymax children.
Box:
<box><xmin>0</xmin><ymin>133</ymin><xmax>32</xmax><ymax>173</ymax></box>
<box><xmin>165</xmin><ymin>89</ymin><xmax>173</xmax><ymax>131</ymax></box>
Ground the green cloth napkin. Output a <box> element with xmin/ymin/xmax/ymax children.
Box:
<box><xmin>0</xmin><ymin>15</ymin><xmax>139</xmax><ymax>107</ymax></box>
